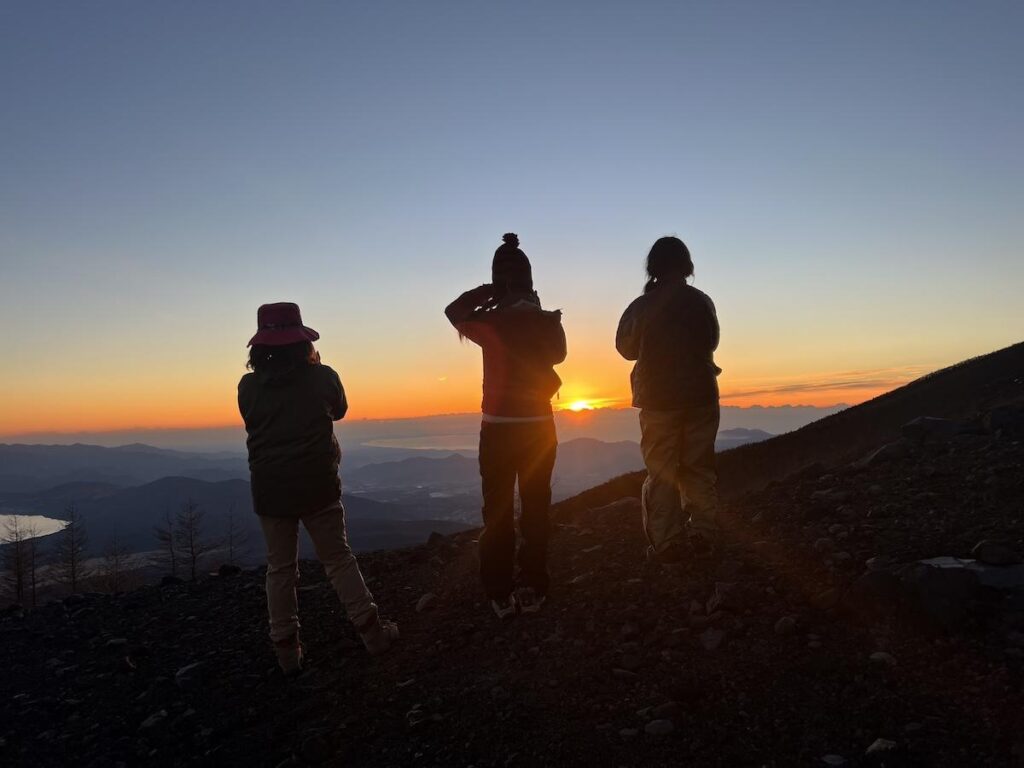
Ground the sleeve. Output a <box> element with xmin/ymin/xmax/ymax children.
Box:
<box><xmin>549</xmin><ymin>314</ymin><xmax>567</xmax><ymax>365</ymax></box>
<box><xmin>236</xmin><ymin>375</ymin><xmax>250</xmax><ymax>421</ymax></box>
<box><xmin>615</xmin><ymin>300</ymin><xmax>642</xmax><ymax>361</ymax></box>
<box><xmin>321</xmin><ymin>366</ymin><xmax>348</xmax><ymax>421</ymax></box>
<box><xmin>445</xmin><ymin>286</ymin><xmax>491</xmax><ymax>327</ymax></box>
<box><xmin>704</xmin><ymin>294</ymin><xmax>720</xmax><ymax>352</ymax></box>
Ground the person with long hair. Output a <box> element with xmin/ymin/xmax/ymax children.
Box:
<box><xmin>445</xmin><ymin>234</ymin><xmax>567</xmax><ymax>618</ymax></box>
<box><xmin>615</xmin><ymin>237</ymin><xmax>722</xmax><ymax>564</ymax></box>
<box><xmin>238</xmin><ymin>302</ymin><xmax>397</xmax><ymax>673</ymax></box>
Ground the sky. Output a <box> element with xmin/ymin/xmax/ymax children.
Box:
<box><xmin>1</xmin><ymin>1</ymin><xmax>1022</xmax><ymax>436</ymax></box>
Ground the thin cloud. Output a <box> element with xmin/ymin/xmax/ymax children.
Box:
<box><xmin>722</xmin><ymin>365</ymin><xmax>932</xmax><ymax>400</ymax></box>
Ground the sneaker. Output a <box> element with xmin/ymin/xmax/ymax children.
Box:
<box><xmin>515</xmin><ymin>587</ymin><xmax>546</xmax><ymax>614</ymax></box>
<box><xmin>274</xmin><ymin>635</ymin><xmax>304</xmax><ymax>675</ymax></box>
<box><xmin>360</xmin><ymin>617</ymin><xmax>400</xmax><ymax>656</ymax></box>
<box><xmin>491</xmin><ymin>595</ymin><xmax>518</xmax><ymax>620</ymax></box>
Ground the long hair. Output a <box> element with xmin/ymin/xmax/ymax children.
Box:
<box><xmin>247</xmin><ymin>341</ymin><xmax>316</xmax><ymax>374</ymax></box>
<box><xmin>644</xmin><ymin>236</ymin><xmax>694</xmax><ymax>293</ymax></box>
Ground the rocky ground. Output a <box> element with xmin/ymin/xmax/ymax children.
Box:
<box><xmin>2</xmin><ymin>410</ymin><xmax>1023</xmax><ymax>767</ymax></box>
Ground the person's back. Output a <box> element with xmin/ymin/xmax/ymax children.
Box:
<box><xmin>616</xmin><ymin>280</ymin><xmax>720</xmax><ymax>409</ymax></box>
<box><xmin>615</xmin><ymin>237</ymin><xmax>722</xmax><ymax>565</ymax></box>
<box><xmin>237</xmin><ymin>302</ymin><xmax>397</xmax><ymax>674</ymax></box>
<box><xmin>444</xmin><ymin>233</ymin><xmax>566</xmax><ymax>619</ymax></box>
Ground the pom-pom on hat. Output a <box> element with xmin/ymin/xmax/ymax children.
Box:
<box><xmin>491</xmin><ymin>232</ymin><xmax>533</xmax><ymax>291</ymax></box>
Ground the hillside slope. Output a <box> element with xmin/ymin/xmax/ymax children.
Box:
<box><xmin>559</xmin><ymin>341</ymin><xmax>1024</xmax><ymax>516</ymax></box>
<box><xmin>3</xmin><ymin>394</ymin><xmax>1023</xmax><ymax>766</ymax></box>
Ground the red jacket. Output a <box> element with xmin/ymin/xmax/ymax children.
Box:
<box><xmin>446</xmin><ymin>288</ymin><xmax>567</xmax><ymax>417</ymax></box>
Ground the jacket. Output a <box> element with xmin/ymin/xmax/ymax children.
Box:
<box><xmin>446</xmin><ymin>288</ymin><xmax>567</xmax><ymax>418</ymax></box>
<box><xmin>237</xmin><ymin>362</ymin><xmax>346</xmax><ymax>516</ymax></box>
<box><xmin>615</xmin><ymin>281</ymin><xmax>721</xmax><ymax>409</ymax></box>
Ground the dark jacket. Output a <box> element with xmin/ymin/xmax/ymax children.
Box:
<box><xmin>446</xmin><ymin>288</ymin><xmax>567</xmax><ymax>418</ymax></box>
<box><xmin>615</xmin><ymin>282</ymin><xmax>721</xmax><ymax>409</ymax></box>
<box><xmin>237</xmin><ymin>363</ymin><xmax>347</xmax><ymax>516</ymax></box>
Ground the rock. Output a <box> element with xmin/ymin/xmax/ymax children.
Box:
<box><xmin>299</xmin><ymin>733</ymin><xmax>330</xmax><ymax>763</ymax></box>
<box><xmin>869</xmin><ymin>652</ymin><xmax>897</xmax><ymax>667</ymax></box>
<box><xmin>813</xmin><ymin>538</ymin><xmax>836</xmax><ymax>554</ymax></box>
<box><xmin>774</xmin><ymin>616</ymin><xmax>797</xmax><ymax>636</ymax></box>
<box><xmin>139</xmin><ymin>710</ymin><xmax>167</xmax><ymax>730</ymax></box>
<box><xmin>218</xmin><ymin>564</ymin><xmax>242</xmax><ymax>577</ymax></box>
<box><xmin>416</xmin><ymin>593</ymin><xmax>439</xmax><ymax>612</ymax></box>
<box><xmin>104</xmin><ymin>638</ymin><xmax>128</xmax><ymax>648</ymax></box>
<box><xmin>902</xmin><ymin>416</ymin><xmax>974</xmax><ymax>442</ymax></box>
<box><xmin>865</xmin><ymin>738</ymin><xmax>898</xmax><ymax>755</ymax></box>
<box><xmin>811</xmin><ymin>589</ymin><xmax>840</xmax><ymax>610</ymax></box>
<box><xmin>427</xmin><ymin>531</ymin><xmax>447</xmax><ymax>547</ymax></box>
<box><xmin>700</xmin><ymin>628</ymin><xmax>725</xmax><ymax>651</ymax></box>
<box><xmin>865</xmin><ymin>556</ymin><xmax>892</xmax><ymax>572</ymax></box>
<box><xmin>619</xmin><ymin>653</ymin><xmax>642</xmax><ymax>672</ymax></box>
<box><xmin>854</xmin><ymin>441</ymin><xmax>908</xmax><ymax>469</ymax></box>
<box><xmin>821</xmin><ymin>756</ymin><xmax>847</xmax><ymax>766</ymax></box>
<box><xmin>984</xmin><ymin>404</ymin><xmax>1024</xmax><ymax>437</ymax></box>
<box><xmin>620</xmin><ymin>622</ymin><xmax>640</xmax><ymax>640</ymax></box>
<box><xmin>644</xmin><ymin>719</ymin><xmax>674</xmax><ymax>736</ymax></box>
<box><xmin>651</xmin><ymin>701</ymin><xmax>680</xmax><ymax>720</ymax></box>
<box><xmin>619</xmin><ymin>728</ymin><xmax>639</xmax><ymax>739</ymax></box>
<box><xmin>706</xmin><ymin>582</ymin><xmax>740</xmax><ymax>613</ymax></box>
<box><xmin>971</xmin><ymin>540</ymin><xmax>1021</xmax><ymax>566</ymax></box>
<box><xmin>175</xmin><ymin>662</ymin><xmax>205</xmax><ymax>689</ymax></box>
<box><xmin>612</xmin><ymin>668</ymin><xmax>639</xmax><ymax>681</ymax></box>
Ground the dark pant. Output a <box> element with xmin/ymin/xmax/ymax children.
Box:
<box><xmin>478</xmin><ymin>419</ymin><xmax>558</xmax><ymax>600</ymax></box>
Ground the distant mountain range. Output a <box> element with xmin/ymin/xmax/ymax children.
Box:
<box><xmin>0</xmin><ymin>476</ymin><xmax>467</xmax><ymax>560</ymax></box>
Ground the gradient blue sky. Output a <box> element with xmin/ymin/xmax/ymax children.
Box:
<box><xmin>1</xmin><ymin>2</ymin><xmax>1022</xmax><ymax>433</ymax></box>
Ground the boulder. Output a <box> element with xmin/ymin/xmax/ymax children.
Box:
<box><xmin>901</xmin><ymin>416</ymin><xmax>975</xmax><ymax>442</ymax></box>
<box><xmin>984</xmin><ymin>404</ymin><xmax>1024</xmax><ymax>437</ymax></box>
<box><xmin>971</xmin><ymin>540</ymin><xmax>1021</xmax><ymax>566</ymax></box>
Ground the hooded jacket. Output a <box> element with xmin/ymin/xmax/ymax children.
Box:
<box><xmin>616</xmin><ymin>282</ymin><xmax>721</xmax><ymax>410</ymax></box>
<box><xmin>446</xmin><ymin>289</ymin><xmax>567</xmax><ymax>418</ymax></box>
<box><xmin>237</xmin><ymin>362</ymin><xmax>346</xmax><ymax>516</ymax></box>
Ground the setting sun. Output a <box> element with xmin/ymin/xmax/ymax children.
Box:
<box><xmin>567</xmin><ymin>400</ymin><xmax>595</xmax><ymax>412</ymax></box>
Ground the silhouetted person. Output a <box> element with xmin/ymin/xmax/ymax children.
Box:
<box><xmin>238</xmin><ymin>302</ymin><xmax>398</xmax><ymax>673</ymax></box>
<box><xmin>615</xmin><ymin>237</ymin><xmax>722</xmax><ymax>563</ymax></box>
<box><xmin>445</xmin><ymin>234</ymin><xmax>567</xmax><ymax>617</ymax></box>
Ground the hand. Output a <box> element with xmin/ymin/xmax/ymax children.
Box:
<box><xmin>469</xmin><ymin>284</ymin><xmax>494</xmax><ymax>303</ymax></box>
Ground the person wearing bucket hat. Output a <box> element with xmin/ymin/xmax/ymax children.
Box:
<box><xmin>444</xmin><ymin>234</ymin><xmax>567</xmax><ymax>619</ymax></box>
<box><xmin>238</xmin><ymin>302</ymin><xmax>398</xmax><ymax>673</ymax></box>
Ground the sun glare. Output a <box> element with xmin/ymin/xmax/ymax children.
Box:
<box><xmin>567</xmin><ymin>400</ymin><xmax>595</xmax><ymax>412</ymax></box>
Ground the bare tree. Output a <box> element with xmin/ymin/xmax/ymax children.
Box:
<box><xmin>24</xmin><ymin>521</ymin><xmax>40</xmax><ymax>608</ymax></box>
<box><xmin>2</xmin><ymin>516</ymin><xmax>28</xmax><ymax>604</ymax></box>
<box><xmin>153</xmin><ymin>508</ymin><xmax>178</xmax><ymax>576</ymax></box>
<box><xmin>223</xmin><ymin>504</ymin><xmax>250</xmax><ymax>566</ymax></box>
<box><xmin>174</xmin><ymin>499</ymin><xmax>217</xmax><ymax>581</ymax></box>
<box><xmin>100</xmin><ymin>536</ymin><xmax>132</xmax><ymax>593</ymax></box>
<box><xmin>55</xmin><ymin>503</ymin><xmax>89</xmax><ymax>594</ymax></box>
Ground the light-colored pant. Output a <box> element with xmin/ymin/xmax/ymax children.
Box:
<box><xmin>639</xmin><ymin>406</ymin><xmax>721</xmax><ymax>552</ymax></box>
<box><xmin>258</xmin><ymin>502</ymin><xmax>377</xmax><ymax>643</ymax></box>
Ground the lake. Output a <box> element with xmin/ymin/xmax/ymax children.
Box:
<box><xmin>0</xmin><ymin>514</ymin><xmax>69</xmax><ymax>539</ymax></box>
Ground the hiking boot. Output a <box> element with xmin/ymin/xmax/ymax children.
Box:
<box><xmin>491</xmin><ymin>594</ymin><xmax>518</xmax><ymax>620</ymax></box>
<box><xmin>515</xmin><ymin>587</ymin><xmax>546</xmax><ymax>614</ymax></box>
<box><xmin>360</xmin><ymin>616</ymin><xmax>400</xmax><ymax>656</ymax></box>
<box><xmin>274</xmin><ymin>634</ymin><xmax>304</xmax><ymax>675</ymax></box>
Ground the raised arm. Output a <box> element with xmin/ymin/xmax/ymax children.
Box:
<box><xmin>444</xmin><ymin>284</ymin><xmax>494</xmax><ymax>327</ymax></box>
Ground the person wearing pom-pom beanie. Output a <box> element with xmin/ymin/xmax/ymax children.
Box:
<box><xmin>445</xmin><ymin>234</ymin><xmax>567</xmax><ymax>618</ymax></box>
